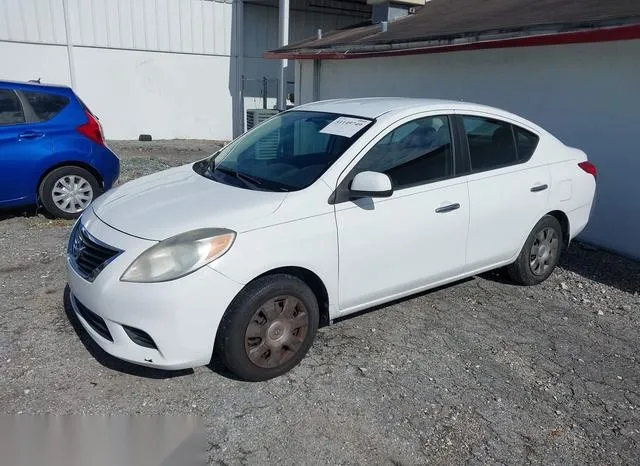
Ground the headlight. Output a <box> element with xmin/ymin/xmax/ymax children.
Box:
<box><xmin>121</xmin><ymin>228</ymin><xmax>235</xmax><ymax>283</ymax></box>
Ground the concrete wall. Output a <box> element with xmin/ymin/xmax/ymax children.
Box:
<box><xmin>73</xmin><ymin>47</ymin><xmax>233</xmax><ymax>140</ymax></box>
<box><xmin>0</xmin><ymin>41</ymin><xmax>72</xmax><ymax>84</ymax></box>
<box><xmin>0</xmin><ymin>42</ymin><xmax>233</xmax><ymax>140</ymax></box>
<box><xmin>297</xmin><ymin>39</ymin><xmax>640</xmax><ymax>258</ymax></box>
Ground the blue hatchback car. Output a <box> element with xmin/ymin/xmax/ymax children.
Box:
<box><xmin>0</xmin><ymin>80</ymin><xmax>119</xmax><ymax>219</ymax></box>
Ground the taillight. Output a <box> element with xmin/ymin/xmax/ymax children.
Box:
<box><xmin>77</xmin><ymin>110</ymin><xmax>104</xmax><ymax>145</ymax></box>
<box><xmin>578</xmin><ymin>161</ymin><xmax>597</xmax><ymax>179</ymax></box>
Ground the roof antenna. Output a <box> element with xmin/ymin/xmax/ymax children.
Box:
<box><xmin>29</xmin><ymin>77</ymin><xmax>41</xmax><ymax>83</ymax></box>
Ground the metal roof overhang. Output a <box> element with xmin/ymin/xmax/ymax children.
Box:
<box><xmin>264</xmin><ymin>23</ymin><xmax>640</xmax><ymax>60</ymax></box>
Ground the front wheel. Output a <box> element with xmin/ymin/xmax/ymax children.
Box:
<box><xmin>39</xmin><ymin>166</ymin><xmax>101</xmax><ymax>219</ymax></box>
<box><xmin>506</xmin><ymin>215</ymin><xmax>563</xmax><ymax>286</ymax></box>
<box><xmin>216</xmin><ymin>274</ymin><xmax>319</xmax><ymax>381</ymax></box>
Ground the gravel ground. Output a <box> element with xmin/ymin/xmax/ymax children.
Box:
<box><xmin>1</xmin><ymin>140</ymin><xmax>639</xmax><ymax>465</ymax></box>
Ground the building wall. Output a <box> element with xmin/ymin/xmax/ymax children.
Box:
<box><xmin>297</xmin><ymin>39</ymin><xmax>640</xmax><ymax>258</ymax></box>
<box><xmin>0</xmin><ymin>41</ymin><xmax>73</xmax><ymax>84</ymax></box>
<box><xmin>0</xmin><ymin>0</ymin><xmax>368</xmax><ymax>140</ymax></box>
<box><xmin>242</xmin><ymin>2</ymin><xmax>367</xmax><ymax>112</ymax></box>
<box><xmin>73</xmin><ymin>47</ymin><xmax>234</xmax><ymax>140</ymax></box>
<box><xmin>0</xmin><ymin>0</ymin><xmax>235</xmax><ymax>140</ymax></box>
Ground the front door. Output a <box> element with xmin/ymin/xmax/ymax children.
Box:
<box><xmin>0</xmin><ymin>88</ymin><xmax>50</xmax><ymax>205</ymax></box>
<box><xmin>334</xmin><ymin>114</ymin><xmax>470</xmax><ymax>313</ymax></box>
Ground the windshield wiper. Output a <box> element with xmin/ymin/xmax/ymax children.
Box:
<box><xmin>235</xmin><ymin>171</ymin><xmax>267</xmax><ymax>189</ymax></box>
<box><xmin>236</xmin><ymin>171</ymin><xmax>291</xmax><ymax>192</ymax></box>
<box><xmin>214</xmin><ymin>166</ymin><xmax>272</xmax><ymax>190</ymax></box>
<box><xmin>214</xmin><ymin>166</ymin><xmax>291</xmax><ymax>192</ymax></box>
<box><xmin>213</xmin><ymin>166</ymin><xmax>250</xmax><ymax>188</ymax></box>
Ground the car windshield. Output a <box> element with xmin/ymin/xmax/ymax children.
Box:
<box><xmin>194</xmin><ymin>111</ymin><xmax>373</xmax><ymax>192</ymax></box>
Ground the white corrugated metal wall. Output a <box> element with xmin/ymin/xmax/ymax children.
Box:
<box><xmin>0</xmin><ymin>0</ymin><xmax>235</xmax><ymax>140</ymax></box>
<box><xmin>0</xmin><ymin>0</ymin><xmax>233</xmax><ymax>54</ymax></box>
<box><xmin>59</xmin><ymin>0</ymin><xmax>233</xmax><ymax>55</ymax></box>
<box><xmin>0</xmin><ymin>0</ymin><xmax>369</xmax><ymax>140</ymax></box>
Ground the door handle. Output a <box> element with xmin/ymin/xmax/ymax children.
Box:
<box><xmin>19</xmin><ymin>131</ymin><xmax>44</xmax><ymax>140</ymax></box>
<box><xmin>530</xmin><ymin>184</ymin><xmax>548</xmax><ymax>192</ymax></box>
<box><xmin>435</xmin><ymin>203</ymin><xmax>460</xmax><ymax>213</ymax></box>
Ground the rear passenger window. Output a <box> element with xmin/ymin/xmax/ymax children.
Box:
<box><xmin>515</xmin><ymin>126</ymin><xmax>539</xmax><ymax>161</ymax></box>
<box><xmin>0</xmin><ymin>89</ymin><xmax>25</xmax><ymax>126</ymax></box>
<box><xmin>23</xmin><ymin>91</ymin><xmax>69</xmax><ymax>122</ymax></box>
<box><xmin>462</xmin><ymin>116</ymin><xmax>517</xmax><ymax>171</ymax></box>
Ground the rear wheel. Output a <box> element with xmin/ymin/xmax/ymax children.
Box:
<box><xmin>507</xmin><ymin>215</ymin><xmax>562</xmax><ymax>285</ymax></box>
<box><xmin>39</xmin><ymin>166</ymin><xmax>101</xmax><ymax>219</ymax></box>
<box><xmin>216</xmin><ymin>274</ymin><xmax>319</xmax><ymax>381</ymax></box>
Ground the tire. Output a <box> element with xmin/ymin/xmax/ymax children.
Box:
<box><xmin>506</xmin><ymin>215</ymin><xmax>563</xmax><ymax>286</ymax></box>
<box><xmin>39</xmin><ymin>166</ymin><xmax>101</xmax><ymax>219</ymax></box>
<box><xmin>216</xmin><ymin>274</ymin><xmax>319</xmax><ymax>382</ymax></box>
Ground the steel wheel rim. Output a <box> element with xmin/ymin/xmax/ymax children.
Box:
<box><xmin>244</xmin><ymin>295</ymin><xmax>309</xmax><ymax>369</ymax></box>
<box><xmin>52</xmin><ymin>175</ymin><xmax>93</xmax><ymax>213</ymax></box>
<box><xmin>529</xmin><ymin>227</ymin><xmax>559</xmax><ymax>276</ymax></box>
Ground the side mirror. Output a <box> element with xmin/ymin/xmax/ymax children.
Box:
<box><xmin>350</xmin><ymin>171</ymin><xmax>393</xmax><ymax>198</ymax></box>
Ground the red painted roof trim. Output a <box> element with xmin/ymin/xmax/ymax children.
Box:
<box><xmin>264</xmin><ymin>23</ymin><xmax>640</xmax><ymax>60</ymax></box>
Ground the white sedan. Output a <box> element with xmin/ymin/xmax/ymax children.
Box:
<box><xmin>66</xmin><ymin>98</ymin><xmax>596</xmax><ymax>381</ymax></box>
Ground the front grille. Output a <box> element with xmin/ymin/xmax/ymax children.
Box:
<box><xmin>123</xmin><ymin>325</ymin><xmax>158</xmax><ymax>349</ymax></box>
<box><xmin>73</xmin><ymin>297</ymin><xmax>113</xmax><ymax>342</ymax></box>
<box><xmin>68</xmin><ymin>222</ymin><xmax>122</xmax><ymax>282</ymax></box>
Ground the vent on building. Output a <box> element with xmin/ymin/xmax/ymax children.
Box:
<box><xmin>246</xmin><ymin>109</ymin><xmax>281</xmax><ymax>159</ymax></box>
<box><xmin>246</xmin><ymin>109</ymin><xmax>279</xmax><ymax>130</ymax></box>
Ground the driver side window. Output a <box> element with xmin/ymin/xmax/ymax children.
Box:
<box><xmin>354</xmin><ymin>115</ymin><xmax>454</xmax><ymax>190</ymax></box>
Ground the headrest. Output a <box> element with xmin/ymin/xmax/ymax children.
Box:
<box><xmin>492</xmin><ymin>126</ymin><xmax>513</xmax><ymax>146</ymax></box>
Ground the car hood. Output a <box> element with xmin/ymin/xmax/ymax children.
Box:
<box><xmin>91</xmin><ymin>164</ymin><xmax>287</xmax><ymax>240</ymax></box>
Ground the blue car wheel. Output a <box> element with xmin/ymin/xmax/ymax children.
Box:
<box><xmin>38</xmin><ymin>165</ymin><xmax>102</xmax><ymax>219</ymax></box>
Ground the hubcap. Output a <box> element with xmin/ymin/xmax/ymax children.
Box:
<box><xmin>244</xmin><ymin>296</ymin><xmax>309</xmax><ymax>369</ymax></box>
<box><xmin>52</xmin><ymin>175</ymin><xmax>93</xmax><ymax>214</ymax></box>
<box><xmin>529</xmin><ymin>227</ymin><xmax>559</xmax><ymax>276</ymax></box>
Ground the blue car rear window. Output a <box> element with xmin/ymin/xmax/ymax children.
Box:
<box><xmin>23</xmin><ymin>91</ymin><xmax>70</xmax><ymax>122</ymax></box>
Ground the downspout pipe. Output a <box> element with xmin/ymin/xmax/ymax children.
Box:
<box><xmin>61</xmin><ymin>0</ymin><xmax>76</xmax><ymax>88</ymax></box>
<box><xmin>235</xmin><ymin>0</ymin><xmax>244</xmax><ymax>137</ymax></box>
<box><xmin>278</xmin><ymin>0</ymin><xmax>290</xmax><ymax>111</ymax></box>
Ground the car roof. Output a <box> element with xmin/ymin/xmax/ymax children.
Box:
<box><xmin>295</xmin><ymin>97</ymin><xmax>547</xmax><ymax>134</ymax></box>
<box><xmin>296</xmin><ymin>97</ymin><xmax>513</xmax><ymax>119</ymax></box>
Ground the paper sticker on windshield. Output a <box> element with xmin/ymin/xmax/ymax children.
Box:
<box><xmin>320</xmin><ymin>117</ymin><xmax>370</xmax><ymax>138</ymax></box>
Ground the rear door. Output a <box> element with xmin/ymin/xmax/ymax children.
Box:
<box><xmin>455</xmin><ymin>112</ymin><xmax>550</xmax><ymax>270</ymax></box>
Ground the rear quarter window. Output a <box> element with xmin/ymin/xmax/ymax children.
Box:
<box><xmin>23</xmin><ymin>91</ymin><xmax>69</xmax><ymax>122</ymax></box>
<box><xmin>515</xmin><ymin>126</ymin><xmax>540</xmax><ymax>161</ymax></box>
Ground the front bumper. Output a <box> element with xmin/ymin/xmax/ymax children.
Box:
<box><xmin>66</xmin><ymin>209</ymin><xmax>243</xmax><ymax>370</ymax></box>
